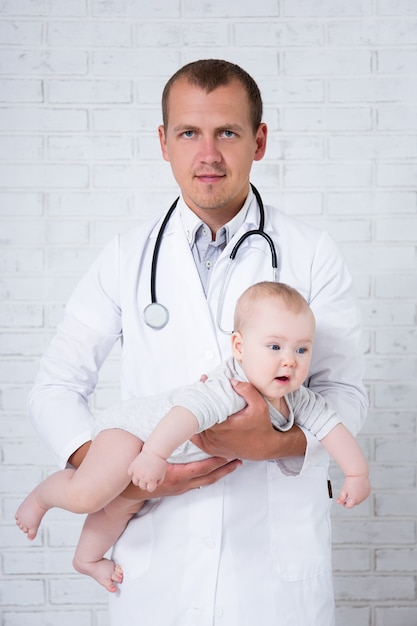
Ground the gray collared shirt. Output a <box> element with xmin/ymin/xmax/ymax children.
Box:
<box><xmin>179</xmin><ymin>191</ymin><xmax>253</xmax><ymax>295</ymax></box>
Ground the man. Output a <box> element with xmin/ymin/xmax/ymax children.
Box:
<box><xmin>29</xmin><ymin>59</ymin><xmax>367</xmax><ymax>625</ymax></box>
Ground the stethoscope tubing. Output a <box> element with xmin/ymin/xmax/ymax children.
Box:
<box><xmin>144</xmin><ymin>183</ymin><xmax>278</xmax><ymax>330</ymax></box>
<box><xmin>149</xmin><ymin>197</ymin><xmax>179</xmax><ymax>305</ymax></box>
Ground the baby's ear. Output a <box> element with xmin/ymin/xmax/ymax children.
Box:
<box><xmin>231</xmin><ymin>331</ymin><xmax>243</xmax><ymax>360</ymax></box>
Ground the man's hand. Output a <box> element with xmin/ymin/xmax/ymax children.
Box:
<box><xmin>122</xmin><ymin>456</ymin><xmax>242</xmax><ymax>500</ymax></box>
<box><xmin>69</xmin><ymin>440</ymin><xmax>241</xmax><ymax>501</ymax></box>
<box><xmin>68</xmin><ymin>441</ymin><xmax>242</xmax><ymax>500</ymax></box>
<box><xmin>191</xmin><ymin>379</ymin><xmax>307</xmax><ymax>461</ymax></box>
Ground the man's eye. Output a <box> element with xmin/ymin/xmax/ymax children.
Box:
<box><xmin>183</xmin><ymin>130</ymin><xmax>195</xmax><ymax>138</ymax></box>
<box><xmin>223</xmin><ymin>130</ymin><xmax>235</xmax><ymax>138</ymax></box>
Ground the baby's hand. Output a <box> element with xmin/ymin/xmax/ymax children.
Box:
<box><xmin>128</xmin><ymin>447</ymin><xmax>168</xmax><ymax>493</ymax></box>
<box><xmin>337</xmin><ymin>475</ymin><xmax>371</xmax><ymax>509</ymax></box>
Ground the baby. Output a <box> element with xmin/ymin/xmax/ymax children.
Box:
<box><xmin>16</xmin><ymin>281</ymin><xmax>371</xmax><ymax>592</ymax></box>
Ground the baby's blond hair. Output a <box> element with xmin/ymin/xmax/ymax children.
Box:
<box><xmin>233</xmin><ymin>282</ymin><xmax>312</xmax><ymax>333</ymax></box>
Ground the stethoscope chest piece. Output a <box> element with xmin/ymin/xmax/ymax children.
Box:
<box><xmin>143</xmin><ymin>302</ymin><xmax>169</xmax><ymax>330</ymax></box>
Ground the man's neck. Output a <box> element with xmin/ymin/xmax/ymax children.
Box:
<box><xmin>179</xmin><ymin>188</ymin><xmax>254</xmax><ymax>241</ymax></box>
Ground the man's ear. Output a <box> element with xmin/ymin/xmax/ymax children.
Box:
<box><xmin>253</xmin><ymin>122</ymin><xmax>267</xmax><ymax>161</ymax></box>
<box><xmin>158</xmin><ymin>125</ymin><xmax>170</xmax><ymax>162</ymax></box>
<box><xmin>231</xmin><ymin>331</ymin><xmax>243</xmax><ymax>361</ymax></box>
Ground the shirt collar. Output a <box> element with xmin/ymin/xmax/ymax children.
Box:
<box><xmin>179</xmin><ymin>186</ymin><xmax>255</xmax><ymax>246</ymax></box>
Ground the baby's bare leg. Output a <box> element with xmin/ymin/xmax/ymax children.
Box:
<box><xmin>15</xmin><ymin>468</ymin><xmax>75</xmax><ymax>540</ymax></box>
<box><xmin>73</xmin><ymin>495</ymin><xmax>143</xmax><ymax>592</ymax></box>
<box><xmin>15</xmin><ymin>429</ymin><xmax>143</xmax><ymax>540</ymax></box>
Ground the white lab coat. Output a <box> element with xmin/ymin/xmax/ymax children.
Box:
<box><xmin>29</xmin><ymin>190</ymin><xmax>367</xmax><ymax>626</ymax></box>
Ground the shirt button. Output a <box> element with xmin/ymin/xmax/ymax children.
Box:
<box><xmin>215</xmin><ymin>606</ymin><xmax>224</xmax><ymax>618</ymax></box>
<box><xmin>205</xmin><ymin>350</ymin><xmax>215</xmax><ymax>360</ymax></box>
<box><xmin>206</xmin><ymin>261</ymin><xmax>212</xmax><ymax>269</ymax></box>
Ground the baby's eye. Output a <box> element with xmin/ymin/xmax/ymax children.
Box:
<box><xmin>296</xmin><ymin>347</ymin><xmax>307</xmax><ymax>355</ymax></box>
<box><xmin>268</xmin><ymin>344</ymin><xmax>281</xmax><ymax>351</ymax></box>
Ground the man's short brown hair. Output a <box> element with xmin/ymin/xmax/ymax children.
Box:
<box><xmin>161</xmin><ymin>59</ymin><xmax>263</xmax><ymax>133</ymax></box>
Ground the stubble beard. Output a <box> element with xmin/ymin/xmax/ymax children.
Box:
<box><xmin>188</xmin><ymin>178</ymin><xmax>244</xmax><ymax>214</ymax></box>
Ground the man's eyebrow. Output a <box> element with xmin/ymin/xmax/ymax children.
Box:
<box><xmin>172</xmin><ymin>123</ymin><xmax>245</xmax><ymax>133</ymax></box>
<box><xmin>216</xmin><ymin>123</ymin><xmax>245</xmax><ymax>132</ymax></box>
<box><xmin>172</xmin><ymin>124</ymin><xmax>199</xmax><ymax>133</ymax></box>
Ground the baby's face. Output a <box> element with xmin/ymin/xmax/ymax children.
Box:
<box><xmin>232</xmin><ymin>298</ymin><xmax>315</xmax><ymax>403</ymax></box>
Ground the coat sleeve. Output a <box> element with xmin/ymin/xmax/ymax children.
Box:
<box><xmin>28</xmin><ymin>237</ymin><xmax>122</xmax><ymax>468</ymax></box>
<box><xmin>276</xmin><ymin>229</ymin><xmax>368</xmax><ymax>476</ymax></box>
<box><xmin>300</xmin><ymin>230</ymin><xmax>368</xmax><ymax>474</ymax></box>
<box><xmin>307</xmin><ymin>230</ymin><xmax>368</xmax><ymax>435</ymax></box>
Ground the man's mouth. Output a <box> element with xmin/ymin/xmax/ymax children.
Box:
<box><xmin>195</xmin><ymin>173</ymin><xmax>225</xmax><ymax>183</ymax></box>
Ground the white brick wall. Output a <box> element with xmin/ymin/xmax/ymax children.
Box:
<box><xmin>1</xmin><ymin>1</ymin><xmax>416</xmax><ymax>625</ymax></box>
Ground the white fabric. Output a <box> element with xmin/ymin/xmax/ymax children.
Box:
<box><xmin>28</xmin><ymin>189</ymin><xmax>367</xmax><ymax>626</ymax></box>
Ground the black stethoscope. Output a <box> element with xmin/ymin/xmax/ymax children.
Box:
<box><xmin>143</xmin><ymin>184</ymin><xmax>278</xmax><ymax>332</ymax></box>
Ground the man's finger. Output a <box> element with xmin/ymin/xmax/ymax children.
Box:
<box><xmin>196</xmin><ymin>459</ymin><xmax>242</xmax><ymax>487</ymax></box>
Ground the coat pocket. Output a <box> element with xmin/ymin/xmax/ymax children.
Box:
<box><xmin>267</xmin><ymin>462</ymin><xmax>332</xmax><ymax>582</ymax></box>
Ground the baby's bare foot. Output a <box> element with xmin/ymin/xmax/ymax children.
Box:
<box><xmin>73</xmin><ymin>556</ymin><xmax>124</xmax><ymax>593</ymax></box>
<box><xmin>15</xmin><ymin>491</ymin><xmax>48</xmax><ymax>540</ymax></box>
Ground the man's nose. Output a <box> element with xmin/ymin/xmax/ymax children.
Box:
<box><xmin>199</xmin><ymin>137</ymin><xmax>222</xmax><ymax>163</ymax></box>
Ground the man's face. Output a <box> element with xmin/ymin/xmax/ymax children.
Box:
<box><xmin>159</xmin><ymin>77</ymin><xmax>267</xmax><ymax>228</ymax></box>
